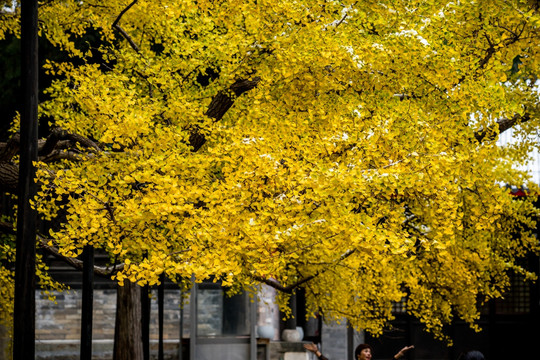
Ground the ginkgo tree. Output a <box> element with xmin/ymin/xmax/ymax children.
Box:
<box><xmin>1</xmin><ymin>0</ymin><xmax>540</xmax><ymax>357</ymax></box>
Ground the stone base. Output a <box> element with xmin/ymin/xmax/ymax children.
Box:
<box><xmin>36</xmin><ymin>339</ymin><xmax>180</xmax><ymax>360</ymax></box>
<box><xmin>269</xmin><ymin>341</ymin><xmax>313</xmax><ymax>360</ymax></box>
<box><xmin>284</xmin><ymin>352</ymin><xmax>309</xmax><ymax>360</ymax></box>
<box><xmin>34</xmin><ymin>338</ymin><xmax>314</xmax><ymax>360</ymax></box>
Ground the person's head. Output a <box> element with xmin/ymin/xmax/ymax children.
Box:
<box><xmin>354</xmin><ymin>344</ymin><xmax>373</xmax><ymax>360</ymax></box>
<box><xmin>458</xmin><ymin>350</ymin><xmax>485</xmax><ymax>360</ymax></box>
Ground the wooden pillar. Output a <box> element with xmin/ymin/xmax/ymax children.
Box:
<box><xmin>158</xmin><ymin>273</ymin><xmax>165</xmax><ymax>360</ymax></box>
<box><xmin>347</xmin><ymin>321</ymin><xmax>354</xmax><ymax>360</ymax></box>
<box><xmin>178</xmin><ymin>290</ymin><xmax>184</xmax><ymax>360</ymax></box>
<box><xmin>284</xmin><ymin>293</ymin><xmax>297</xmax><ymax>330</ymax></box>
<box><xmin>80</xmin><ymin>245</ymin><xmax>94</xmax><ymax>360</ymax></box>
<box><xmin>141</xmin><ymin>284</ymin><xmax>150</xmax><ymax>360</ymax></box>
<box><xmin>13</xmin><ymin>0</ymin><xmax>39</xmax><ymax>358</ymax></box>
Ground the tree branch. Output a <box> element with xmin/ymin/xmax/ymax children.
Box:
<box><xmin>0</xmin><ymin>161</ymin><xmax>19</xmax><ymax>194</ymax></box>
<box><xmin>38</xmin><ymin>236</ymin><xmax>124</xmax><ymax>278</ymax></box>
<box><xmin>474</xmin><ymin>112</ymin><xmax>532</xmax><ymax>143</ymax></box>
<box><xmin>1</xmin><ymin>222</ymin><xmax>122</xmax><ymax>278</ymax></box>
<box><xmin>0</xmin><ymin>133</ymin><xmax>20</xmax><ymax>161</ymax></box>
<box><xmin>39</xmin><ymin>150</ymin><xmax>95</xmax><ymax>163</ymax></box>
<box><xmin>207</xmin><ymin>77</ymin><xmax>262</xmax><ymax>120</ymax></box>
<box><xmin>252</xmin><ymin>249</ymin><xmax>356</xmax><ymax>293</ymax></box>
<box><xmin>112</xmin><ymin>0</ymin><xmax>140</xmax><ymax>53</ymax></box>
<box><xmin>188</xmin><ymin>77</ymin><xmax>261</xmax><ymax>151</ymax></box>
<box><xmin>0</xmin><ymin>220</ymin><xmax>16</xmax><ymax>234</ymax></box>
<box><xmin>39</xmin><ymin>127</ymin><xmax>101</xmax><ymax>156</ymax></box>
<box><xmin>0</xmin><ymin>127</ymin><xmax>100</xmax><ymax>162</ymax></box>
<box><xmin>112</xmin><ymin>0</ymin><xmax>138</xmax><ymax>29</ymax></box>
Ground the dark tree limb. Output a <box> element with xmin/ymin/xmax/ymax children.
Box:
<box><xmin>113</xmin><ymin>25</ymin><xmax>140</xmax><ymax>53</ymax></box>
<box><xmin>0</xmin><ymin>127</ymin><xmax>100</xmax><ymax>162</ymax></box>
<box><xmin>39</xmin><ymin>127</ymin><xmax>101</xmax><ymax>156</ymax></box>
<box><xmin>253</xmin><ymin>274</ymin><xmax>319</xmax><ymax>294</ymax></box>
<box><xmin>189</xmin><ymin>77</ymin><xmax>261</xmax><ymax>151</ymax></box>
<box><xmin>206</xmin><ymin>77</ymin><xmax>261</xmax><ymax>120</ymax></box>
<box><xmin>0</xmin><ymin>220</ymin><xmax>16</xmax><ymax>234</ymax></box>
<box><xmin>474</xmin><ymin>112</ymin><xmax>532</xmax><ymax>143</ymax></box>
<box><xmin>112</xmin><ymin>0</ymin><xmax>140</xmax><ymax>53</ymax></box>
<box><xmin>3</xmin><ymin>218</ymin><xmax>123</xmax><ymax>278</ymax></box>
<box><xmin>39</xmin><ymin>237</ymin><xmax>124</xmax><ymax>278</ymax></box>
<box><xmin>252</xmin><ymin>249</ymin><xmax>356</xmax><ymax>293</ymax></box>
<box><xmin>0</xmin><ymin>133</ymin><xmax>20</xmax><ymax>161</ymax></box>
<box><xmin>0</xmin><ymin>161</ymin><xmax>20</xmax><ymax>194</ymax></box>
<box><xmin>112</xmin><ymin>0</ymin><xmax>139</xmax><ymax>28</ymax></box>
<box><xmin>0</xmin><ymin>127</ymin><xmax>101</xmax><ymax>194</ymax></box>
<box><xmin>40</xmin><ymin>150</ymin><xmax>95</xmax><ymax>163</ymax></box>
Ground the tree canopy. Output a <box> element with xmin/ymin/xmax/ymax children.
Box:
<box><xmin>1</xmin><ymin>0</ymin><xmax>540</xmax><ymax>342</ymax></box>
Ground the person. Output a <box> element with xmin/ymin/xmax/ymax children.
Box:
<box><xmin>304</xmin><ymin>342</ymin><xmax>414</xmax><ymax>360</ymax></box>
<box><xmin>457</xmin><ymin>350</ymin><xmax>484</xmax><ymax>360</ymax></box>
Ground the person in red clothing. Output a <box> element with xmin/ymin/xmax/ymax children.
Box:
<box><xmin>304</xmin><ymin>342</ymin><xmax>414</xmax><ymax>360</ymax></box>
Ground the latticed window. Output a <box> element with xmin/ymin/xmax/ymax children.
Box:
<box><xmin>494</xmin><ymin>272</ymin><xmax>531</xmax><ymax>315</ymax></box>
<box><xmin>392</xmin><ymin>271</ymin><xmax>533</xmax><ymax>315</ymax></box>
<box><xmin>392</xmin><ymin>297</ymin><xmax>407</xmax><ymax>314</ymax></box>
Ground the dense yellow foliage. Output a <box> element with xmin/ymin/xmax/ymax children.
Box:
<box><xmin>2</xmin><ymin>0</ymin><xmax>540</xmax><ymax>341</ymax></box>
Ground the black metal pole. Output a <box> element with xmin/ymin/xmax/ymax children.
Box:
<box><xmin>80</xmin><ymin>245</ymin><xmax>94</xmax><ymax>360</ymax></box>
<box><xmin>13</xmin><ymin>0</ymin><xmax>39</xmax><ymax>359</ymax></box>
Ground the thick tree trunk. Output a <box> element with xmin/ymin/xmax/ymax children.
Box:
<box><xmin>113</xmin><ymin>281</ymin><xmax>143</xmax><ymax>360</ymax></box>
